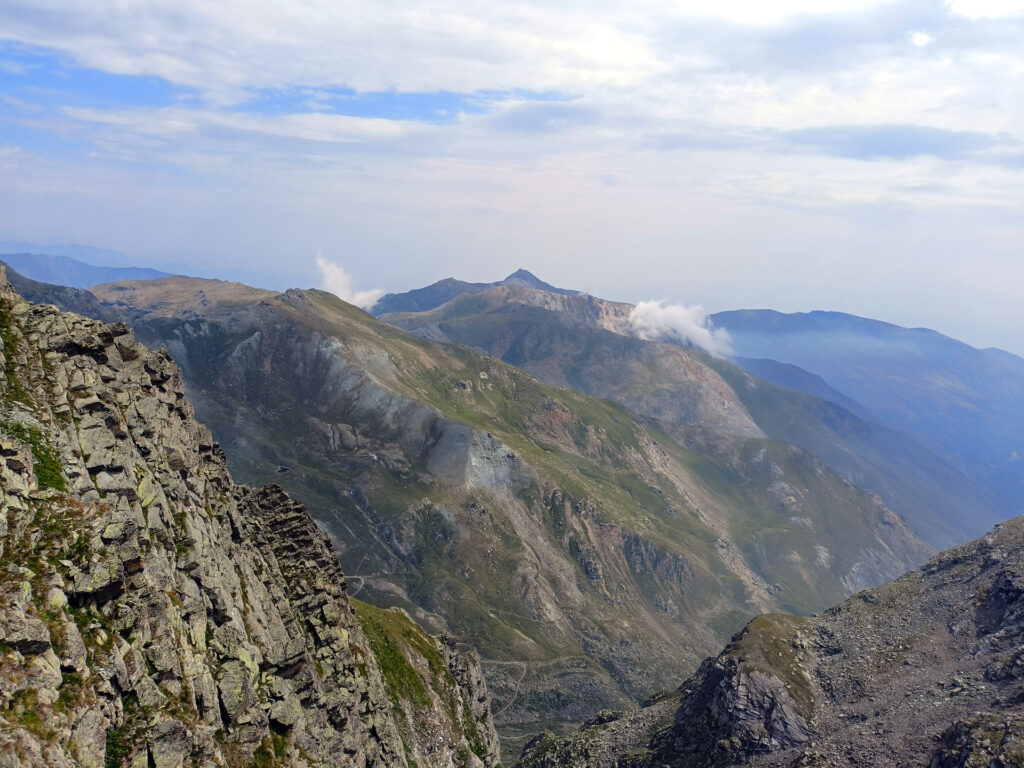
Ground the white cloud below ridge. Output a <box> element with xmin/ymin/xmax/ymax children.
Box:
<box><xmin>316</xmin><ymin>255</ymin><xmax>384</xmax><ymax>309</ymax></box>
<box><xmin>628</xmin><ymin>300</ymin><xmax>733</xmax><ymax>357</ymax></box>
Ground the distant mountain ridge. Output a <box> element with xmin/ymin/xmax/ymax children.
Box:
<box><xmin>0</xmin><ymin>239</ymin><xmax>137</xmax><ymax>266</ymax></box>
<box><xmin>0</xmin><ymin>244</ymin><xmax>310</xmax><ymax>291</ymax></box>
<box><xmin>0</xmin><ymin>251</ymin><xmax>171</xmax><ymax>288</ymax></box>
<box><xmin>370</xmin><ymin>268</ymin><xmax>579</xmax><ymax>316</ymax></box>
<box><xmin>713</xmin><ymin>308</ymin><xmax>1024</xmax><ymax>522</ymax></box>
<box><xmin>384</xmin><ymin>282</ymin><xmax>1001</xmax><ymax>548</ymax></box>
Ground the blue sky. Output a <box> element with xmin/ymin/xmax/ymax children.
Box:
<box><xmin>0</xmin><ymin>0</ymin><xmax>1022</xmax><ymax>353</ymax></box>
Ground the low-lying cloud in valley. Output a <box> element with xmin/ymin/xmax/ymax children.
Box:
<box><xmin>628</xmin><ymin>300</ymin><xmax>733</xmax><ymax>357</ymax></box>
<box><xmin>316</xmin><ymin>255</ymin><xmax>385</xmax><ymax>309</ymax></box>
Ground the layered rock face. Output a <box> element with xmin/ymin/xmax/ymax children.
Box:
<box><xmin>519</xmin><ymin>516</ymin><xmax>1024</xmax><ymax>767</ymax></box>
<box><xmin>0</xmin><ymin>271</ymin><xmax>499</xmax><ymax>768</ymax></box>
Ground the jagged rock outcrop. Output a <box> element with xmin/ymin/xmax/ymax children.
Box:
<box><xmin>519</xmin><ymin>516</ymin><xmax>1024</xmax><ymax>768</ymax></box>
<box><xmin>0</xmin><ymin>269</ymin><xmax>500</xmax><ymax>768</ymax></box>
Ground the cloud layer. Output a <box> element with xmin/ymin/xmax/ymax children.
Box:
<box><xmin>629</xmin><ymin>301</ymin><xmax>733</xmax><ymax>357</ymax></box>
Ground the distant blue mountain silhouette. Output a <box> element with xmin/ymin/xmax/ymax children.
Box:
<box><xmin>0</xmin><ymin>251</ymin><xmax>170</xmax><ymax>288</ymax></box>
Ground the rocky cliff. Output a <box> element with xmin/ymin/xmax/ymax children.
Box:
<box><xmin>0</xmin><ymin>269</ymin><xmax>500</xmax><ymax>768</ymax></box>
<box><xmin>518</xmin><ymin>515</ymin><xmax>1024</xmax><ymax>767</ymax></box>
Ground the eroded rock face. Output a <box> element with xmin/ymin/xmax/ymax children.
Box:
<box><xmin>652</xmin><ymin>662</ymin><xmax>811</xmax><ymax>766</ymax></box>
<box><xmin>0</xmin><ymin>270</ymin><xmax>499</xmax><ymax>768</ymax></box>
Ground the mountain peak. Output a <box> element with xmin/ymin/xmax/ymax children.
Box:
<box><xmin>498</xmin><ymin>268</ymin><xmax>579</xmax><ymax>295</ymax></box>
<box><xmin>502</xmin><ymin>268</ymin><xmax>542</xmax><ymax>283</ymax></box>
<box><xmin>372</xmin><ymin>268</ymin><xmax>580</xmax><ymax>316</ymax></box>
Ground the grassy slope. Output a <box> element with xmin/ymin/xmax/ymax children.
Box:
<box><xmin>353</xmin><ymin>600</ymin><xmax>496</xmax><ymax>768</ymax></box>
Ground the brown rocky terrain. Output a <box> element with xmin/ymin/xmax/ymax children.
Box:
<box><xmin>518</xmin><ymin>515</ymin><xmax>1024</xmax><ymax>767</ymax></box>
<box><xmin>0</xmin><ymin>268</ymin><xmax>500</xmax><ymax>768</ymax></box>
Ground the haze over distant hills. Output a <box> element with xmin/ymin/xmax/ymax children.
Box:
<box><xmin>714</xmin><ymin>309</ymin><xmax>1024</xmax><ymax>523</ymax></box>
<box><xmin>381</xmin><ymin>280</ymin><xmax>1008</xmax><ymax>548</ymax></box>
<box><xmin>0</xmin><ymin>251</ymin><xmax>171</xmax><ymax>288</ymax></box>
<box><xmin>0</xmin><ymin>242</ymin><xmax>309</xmax><ymax>291</ymax></box>
<box><xmin>8</xmin><ymin>248</ymin><xmax>1018</xmax><ymax>548</ymax></box>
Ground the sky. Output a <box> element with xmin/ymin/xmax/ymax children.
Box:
<box><xmin>0</xmin><ymin>0</ymin><xmax>1022</xmax><ymax>353</ymax></box>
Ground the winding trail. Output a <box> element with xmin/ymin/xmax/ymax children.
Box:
<box><xmin>482</xmin><ymin>660</ymin><xmax>529</xmax><ymax>717</ymax></box>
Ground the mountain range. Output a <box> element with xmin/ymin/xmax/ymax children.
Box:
<box><xmin>0</xmin><ymin>252</ymin><xmax>171</xmax><ymax>288</ymax></box>
<box><xmin>4</xmin><ymin>250</ymin><xmax>1024</xmax><ymax>763</ymax></box>
<box><xmin>714</xmin><ymin>309</ymin><xmax>1024</xmax><ymax>523</ymax></box>
<box><xmin>379</xmin><ymin>282</ymin><xmax>1002</xmax><ymax>548</ymax></box>
<box><xmin>370</xmin><ymin>269</ymin><xmax>580</xmax><ymax>316</ymax></box>
<box><xmin>2</xmin><ymin>257</ymin><xmax>938</xmax><ymax>752</ymax></box>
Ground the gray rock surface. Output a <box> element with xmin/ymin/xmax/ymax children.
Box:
<box><xmin>0</xmin><ymin>267</ymin><xmax>500</xmax><ymax>768</ymax></box>
<box><xmin>519</xmin><ymin>517</ymin><xmax>1024</xmax><ymax>767</ymax></box>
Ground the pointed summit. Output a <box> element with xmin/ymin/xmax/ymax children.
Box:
<box><xmin>499</xmin><ymin>268</ymin><xmax>579</xmax><ymax>295</ymax></box>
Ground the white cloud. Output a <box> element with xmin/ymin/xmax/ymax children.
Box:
<box><xmin>316</xmin><ymin>255</ymin><xmax>384</xmax><ymax>309</ymax></box>
<box><xmin>945</xmin><ymin>0</ymin><xmax>1024</xmax><ymax>18</ymax></box>
<box><xmin>628</xmin><ymin>300</ymin><xmax>733</xmax><ymax>357</ymax></box>
<box><xmin>663</xmin><ymin>0</ymin><xmax>888</xmax><ymax>25</ymax></box>
<box><xmin>909</xmin><ymin>31</ymin><xmax>934</xmax><ymax>47</ymax></box>
<box><xmin>0</xmin><ymin>1</ymin><xmax>664</xmax><ymax>98</ymax></box>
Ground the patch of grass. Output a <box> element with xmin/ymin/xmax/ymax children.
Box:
<box><xmin>353</xmin><ymin>599</ymin><xmax>435</xmax><ymax>709</ymax></box>
<box><xmin>55</xmin><ymin>671</ymin><xmax>85</xmax><ymax>713</ymax></box>
<box><xmin>9</xmin><ymin>688</ymin><xmax>48</xmax><ymax>738</ymax></box>
<box><xmin>5</xmin><ymin>421</ymin><xmax>67</xmax><ymax>491</ymax></box>
<box><xmin>104</xmin><ymin>725</ymin><xmax>131</xmax><ymax>768</ymax></box>
<box><xmin>271</xmin><ymin>732</ymin><xmax>288</xmax><ymax>762</ymax></box>
<box><xmin>251</xmin><ymin>738</ymin><xmax>275</xmax><ymax>768</ymax></box>
<box><xmin>0</xmin><ymin>300</ymin><xmax>29</xmax><ymax>405</ymax></box>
